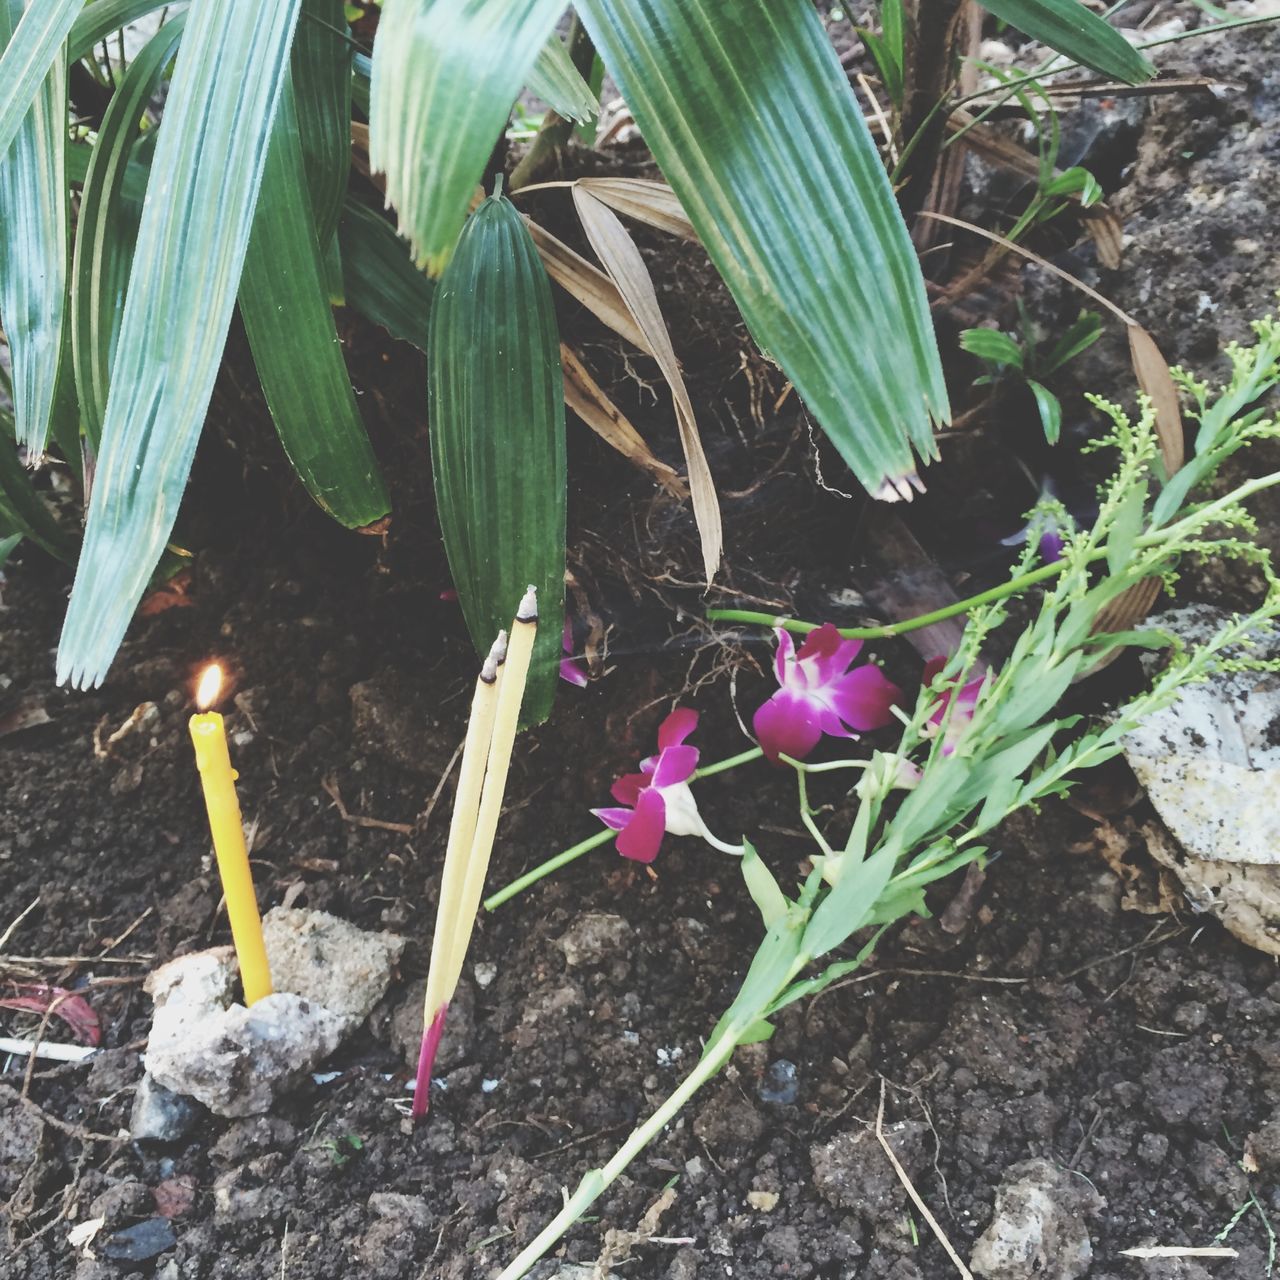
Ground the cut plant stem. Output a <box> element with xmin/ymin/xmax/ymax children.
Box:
<box><xmin>412</xmin><ymin>587</ymin><xmax>539</xmax><ymax>1123</ymax></box>
<box><xmin>483</xmin><ymin>745</ymin><xmax>766</xmax><ymax>910</ymax></box>
<box><xmin>411</xmin><ymin>629</ymin><xmax>507</xmax><ymax>1123</ymax></box>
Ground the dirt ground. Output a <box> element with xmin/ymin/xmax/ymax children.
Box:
<box><xmin>4</xmin><ymin>12</ymin><xmax>1280</xmax><ymax>1280</ymax></box>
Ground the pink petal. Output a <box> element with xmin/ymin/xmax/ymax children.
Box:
<box><xmin>610</xmin><ymin>772</ymin><xmax>649</xmax><ymax>805</ymax></box>
<box><xmin>650</xmin><ymin>744</ymin><xmax>699</xmax><ymax>787</ymax></box>
<box><xmin>797</xmin><ymin>623</ymin><xmax>863</xmax><ymax>684</ymax></box>
<box><xmin>772</xmin><ymin>628</ymin><xmax>796</xmax><ymax>685</ymax></box>
<box><xmin>559</xmin><ymin>658</ymin><xmax>589</xmax><ymax>687</ymax></box>
<box><xmin>593</xmin><ymin>806</ymin><xmax>634</xmax><ymax>831</ymax></box>
<box><xmin>615</xmin><ymin>788</ymin><xmax>667</xmax><ymax>863</ymax></box>
<box><xmin>753</xmin><ymin>688</ymin><xmax>823</xmax><ymax>764</ymax></box>
<box><xmin>828</xmin><ymin>664</ymin><xmax>903</xmax><ymax>731</ymax></box>
<box><xmin>657</xmin><ymin>707</ymin><xmax>699</xmax><ymax>749</ymax></box>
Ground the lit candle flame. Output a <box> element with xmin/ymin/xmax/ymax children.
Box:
<box><xmin>196</xmin><ymin>664</ymin><xmax>223</xmax><ymax>711</ymax></box>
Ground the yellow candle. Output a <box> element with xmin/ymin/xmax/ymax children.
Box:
<box><xmin>189</xmin><ymin>664</ymin><xmax>272</xmax><ymax>1006</ymax></box>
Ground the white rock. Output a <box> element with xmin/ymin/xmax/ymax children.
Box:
<box><xmin>970</xmin><ymin>1159</ymin><xmax>1103</xmax><ymax>1280</ymax></box>
<box><xmin>142</xmin><ymin>910</ymin><xmax>404</xmax><ymax>1116</ymax></box>
<box><xmin>1121</xmin><ymin>605</ymin><xmax>1280</xmax><ymax>954</ymax></box>
<box><xmin>262</xmin><ymin>907</ymin><xmax>405</xmax><ymax>1020</ymax></box>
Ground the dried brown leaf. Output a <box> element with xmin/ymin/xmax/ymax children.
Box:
<box><xmin>573</xmin><ymin>186</ymin><xmax>723</xmax><ymax>582</ymax></box>
<box><xmin>1127</xmin><ymin>322</ymin><xmax>1185</xmax><ymax>474</ymax></box>
<box><xmin>560</xmin><ymin>343</ymin><xmax>688</xmax><ymax>497</ymax></box>
<box><xmin>574</xmin><ymin>177</ymin><xmax>698</xmax><ymax>241</ymax></box>
<box><xmin>1080</xmin><ymin>205</ymin><xmax>1123</xmax><ymax>269</ymax></box>
<box><xmin>526</xmin><ymin>219</ymin><xmax>654</xmax><ymax>356</ymax></box>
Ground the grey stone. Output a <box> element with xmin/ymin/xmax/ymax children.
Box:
<box><xmin>757</xmin><ymin>1059</ymin><xmax>799</xmax><ymax>1105</ymax></box>
<box><xmin>970</xmin><ymin>1158</ymin><xmax>1104</xmax><ymax>1280</ymax></box>
<box><xmin>368</xmin><ymin>1191</ymin><xmax>431</xmax><ymax>1231</ymax></box>
<box><xmin>100</xmin><ymin>1217</ymin><xmax>177</xmax><ymax>1263</ymax></box>
<box><xmin>557</xmin><ymin>912</ymin><xmax>632</xmax><ymax>967</ymax></box>
<box><xmin>130</xmin><ymin>1075</ymin><xmax>199</xmax><ymax>1143</ymax></box>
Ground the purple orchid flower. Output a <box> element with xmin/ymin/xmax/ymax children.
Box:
<box><xmin>560</xmin><ymin>619</ymin><xmax>589</xmax><ymax>687</ymax></box>
<box><xmin>1000</xmin><ymin>478</ymin><xmax>1072</xmax><ymax>563</ymax></box>
<box><xmin>923</xmin><ymin>656</ymin><xmax>985</xmax><ymax>755</ymax></box>
<box><xmin>592</xmin><ymin>709</ymin><xmax>705</xmax><ymax>863</ymax></box>
<box><xmin>752</xmin><ymin>624</ymin><xmax>903</xmax><ymax>764</ymax></box>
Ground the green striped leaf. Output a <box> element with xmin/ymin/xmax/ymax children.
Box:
<box><xmin>0</xmin><ymin>0</ymin><xmax>69</xmax><ymax>457</ymax></box>
<box><xmin>977</xmin><ymin>0</ymin><xmax>1155</xmax><ymax>83</ymax></box>
<box><xmin>0</xmin><ymin>0</ymin><xmax>78</xmax><ymax>163</ymax></box>
<box><xmin>0</xmin><ymin>410</ymin><xmax>71</xmax><ymax>558</ymax></box>
<box><xmin>240</xmin><ymin>74</ymin><xmax>389</xmax><ymax>529</ymax></box>
<box><xmin>368</xmin><ymin>0</ymin><xmax>566</xmax><ymax>274</ymax></box>
<box><xmin>575</xmin><ymin>0</ymin><xmax>949</xmax><ymax>499</ymax></box>
<box><xmin>71</xmin><ymin>16</ymin><xmax>185</xmax><ymax>453</ymax></box>
<box><xmin>58</xmin><ymin>0</ymin><xmax>303</xmax><ymax>689</ymax></box>
<box><xmin>69</xmin><ymin>0</ymin><xmax>175</xmax><ymax>62</ymax></box>
<box><xmin>429</xmin><ymin>191</ymin><xmax>565</xmax><ymax>724</ymax></box>
<box><xmin>527</xmin><ymin>31</ymin><xmax>597</xmax><ymax>125</ymax></box>
<box><xmin>292</xmin><ymin>0</ymin><xmax>351</xmax><ymax>245</ymax></box>
<box><xmin>339</xmin><ymin>199</ymin><xmax>434</xmax><ymax>351</ymax></box>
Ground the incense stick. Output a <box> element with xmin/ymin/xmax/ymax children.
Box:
<box><xmin>411</xmin><ymin>631</ymin><xmax>506</xmax><ymax>1120</ymax></box>
<box><xmin>411</xmin><ymin>587</ymin><xmax>538</xmax><ymax>1123</ymax></box>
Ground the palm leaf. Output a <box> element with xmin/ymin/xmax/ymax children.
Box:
<box><xmin>292</xmin><ymin>0</ymin><xmax>351</xmax><ymax>246</ymax></box>
<box><xmin>977</xmin><ymin>0</ymin><xmax>1155</xmax><ymax>83</ymax></box>
<box><xmin>0</xmin><ymin>0</ymin><xmax>69</xmax><ymax>458</ymax></box>
<box><xmin>0</xmin><ymin>432</ymin><xmax>71</xmax><ymax>559</ymax></box>
<box><xmin>338</xmin><ymin>199</ymin><xmax>434</xmax><ymax>350</ymax></box>
<box><xmin>68</xmin><ymin>0</ymin><xmax>174</xmax><ymax>62</ymax></box>
<box><xmin>368</xmin><ymin>0</ymin><xmax>566</xmax><ymax>274</ymax></box>
<box><xmin>527</xmin><ymin>31</ymin><xmax>597</xmax><ymax>124</ymax></box>
<box><xmin>575</xmin><ymin>0</ymin><xmax>949</xmax><ymax>499</ymax></box>
<box><xmin>71</xmin><ymin>16</ymin><xmax>185</xmax><ymax>454</ymax></box>
<box><xmin>240</xmin><ymin>73</ymin><xmax>390</xmax><ymax>528</ymax></box>
<box><xmin>0</xmin><ymin>0</ymin><xmax>78</xmax><ymax>163</ymax></box>
<box><xmin>429</xmin><ymin>191</ymin><xmax>565</xmax><ymax>725</ymax></box>
<box><xmin>57</xmin><ymin>0</ymin><xmax>303</xmax><ymax>689</ymax></box>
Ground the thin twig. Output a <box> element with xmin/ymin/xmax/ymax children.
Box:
<box><xmin>876</xmin><ymin>1081</ymin><xmax>973</xmax><ymax>1279</ymax></box>
<box><xmin>321</xmin><ymin>775</ymin><xmax>414</xmax><ymax>835</ymax></box>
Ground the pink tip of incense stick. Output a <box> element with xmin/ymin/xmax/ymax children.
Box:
<box><xmin>410</xmin><ymin>1004</ymin><xmax>449</xmax><ymax>1124</ymax></box>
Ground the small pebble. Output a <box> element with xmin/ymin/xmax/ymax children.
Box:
<box><xmin>758</xmin><ymin>1059</ymin><xmax>799</xmax><ymax>1105</ymax></box>
<box><xmin>101</xmin><ymin>1217</ymin><xmax>177</xmax><ymax>1263</ymax></box>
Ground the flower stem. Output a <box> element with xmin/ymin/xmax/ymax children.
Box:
<box><xmin>483</xmin><ymin>747</ymin><xmax>765</xmax><ymax>910</ymax></box>
<box><xmin>706</xmin><ymin>560</ymin><xmax>1068</xmax><ymax>641</ymax></box>
<box><xmin>483</xmin><ymin>828</ymin><xmax>614</xmax><ymax>911</ymax></box>
<box><xmin>497</xmin><ymin>1029</ymin><xmax>740</xmax><ymax>1280</ymax></box>
<box><xmin>694</xmin><ymin>745</ymin><xmax>763</xmax><ymax>778</ymax></box>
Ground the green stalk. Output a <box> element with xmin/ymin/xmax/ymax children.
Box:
<box><xmin>496</xmin><ymin>1028</ymin><xmax>742</xmax><ymax>1280</ymax></box>
<box><xmin>707</xmin><ymin>559</ymin><xmax>1068</xmax><ymax>641</ymax></box>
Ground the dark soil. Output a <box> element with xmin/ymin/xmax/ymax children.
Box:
<box><xmin>4</xmin><ymin>15</ymin><xmax>1280</xmax><ymax>1280</ymax></box>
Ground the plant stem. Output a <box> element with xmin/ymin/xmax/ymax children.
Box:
<box><xmin>497</xmin><ymin>1029</ymin><xmax>741</xmax><ymax>1280</ymax></box>
<box><xmin>483</xmin><ymin>827</ymin><xmax>613</xmax><ymax>911</ymax></box>
<box><xmin>508</xmin><ymin>17</ymin><xmax>594</xmax><ymax>191</ymax></box>
<box><xmin>694</xmin><ymin>745</ymin><xmax>763</xmax><ymax>777</ymax></box>
<box><xmin>483</xmin><ymin>747</ymin><xmax>765</xmax><ymax>909</ymax></box>
<box><xmin>707</xmin><ymin>559</ymin><xmax>1068</xmax><ymax>641</ymax></box>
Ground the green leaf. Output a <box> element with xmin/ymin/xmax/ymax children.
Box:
<box><xmin>0</xmin><ymin>428</ymin><xmax>72</xmax><ymax>559</ymax></box>
<box><xmin>575</xmin><ymin>0</ymin><xmax>949</xmax><ymax>499</ymax></box>
<box><xmin>71</xmin><ymin>16</ymin><xmax>185</xmax><ymax>454</ymax></box>
<box><xmin>527</xmin><ymin>31</ymin><xmax>598</xmax><ymax>125</ymax></box>
<box><xmin>57</xmin><ymin>0</ymin><xmax>304</xmax><ymax>690</ymax></box>
<box><xmin>338</xmin><ymin>199</ymin><xmax>434</xmax><ymax>350</ymax></box>
<box><xmin>240</xmin><ymin>75</ymin><xmax>390</xmax><ymax>529</ymax></box>
<box><xmin>740</xmin><ymin>840</ymin><xmax>788</xmax><ymax>929</ymax></box>
<box><xmin>1042</xmin><ymin>310</ymin><xmax>1101</xmax><ymax>373</ymax></box>
<box><xmin>0</xmin><ymin>0</ymin><xmax>78</xmax><ymax>164</ymax></box>
<box><xmin>69</xmin><ymin>0</ymin><xmax>173</xmax><ymax>62</ymax></box>
<box><xmin>0</xmin><ymin>530</ymin><xmax>20</xmax><ymax>567</ymax></box>
<box><xmin>368</xmin><ymin>0</ymin><xmax>566</xmax><ymax>274</ymax></box>
<box><xmin>428</xmin><ymin>191</ymin><xmax>566</xmax><ymax>724</ymax></box>
<box><xmin>0</xmin><ymin>0</ymin><xmax>69</xmax><ymax>457</ymax></box>
<box><xmin>292</xmin><ymin>0</ymin><xmax>352</xmax><ymax>245</ymax></box>
<box><xmin>801</xmin><ymin>846</ymin><xmax>897</xmax><ymax>963</ymax></box>
<box><xmin>1026</xmin><ymin>378</ymin><xmax>1061</xmax><ymax>445</ymax></box>
<box><xmin>960</xmin><ymin>327</ymin><xmax>1023</xmax><ymax>369</ymax></box>
<box><xmin>976</xmin><ymin>0</ymin><xmax>1155</xmax><ymax>83</ymax></box>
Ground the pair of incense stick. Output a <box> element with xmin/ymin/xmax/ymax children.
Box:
<box><xmin>411</xmin><ymin>585</ymin><xmax>539</xmax><ymax>1123</ymax></box>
